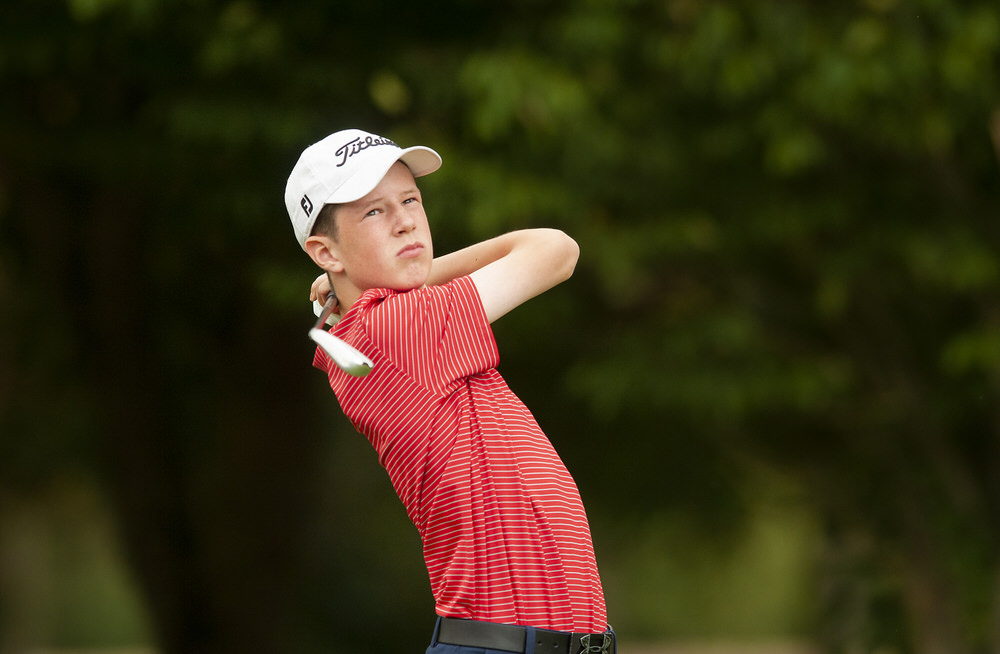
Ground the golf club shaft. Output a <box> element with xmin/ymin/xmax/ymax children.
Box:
<box><xmin>313</xmin><ymin>292</ymin><xmax>339</xmax><ymax>330</ymax></box>
<box><xmin>308</xmin><ymin>292</ymin><xmax>374</xmax><ymax>377</ymax></box>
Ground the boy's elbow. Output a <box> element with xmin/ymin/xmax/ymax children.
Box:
<box><xmin>552</xmin><ymin>229</ymin><xmax>579</xmax><ymax>282</ymax></box>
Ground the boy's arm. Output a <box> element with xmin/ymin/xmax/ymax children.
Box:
<box><xmin>429</xmin><ymin>228</ymin><xmax>579</xmax><ymax>323</ymax></box>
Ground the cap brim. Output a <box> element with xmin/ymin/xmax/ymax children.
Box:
<box><xmin>324</xmin><ymin>145</ymin><xmax>441</xmax><ymax>205</ymax></box>
<box><xmin>399</xmin><ymin>146</ymin><xmax>442</xmax><ymax>178</ymax></box>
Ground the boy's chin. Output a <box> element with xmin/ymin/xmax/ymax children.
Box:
<box><xmin>389</xmin><ymin>278</ymin><xmax>429</xmax><ymax>292</ymax></box>
<box><xmin>395</xmin><ymin>270</ymin><xmax>431</xmax><ymax>291</ymax></box>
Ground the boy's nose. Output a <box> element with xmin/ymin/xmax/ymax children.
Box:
<box><xmin>394</xmin><ymin>210</ymin><xmax>416</xmax><ymax>234</ymax></box>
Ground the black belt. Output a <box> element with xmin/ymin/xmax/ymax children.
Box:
<box><xmin>437</xmin><ymin>617</ymin><xmax>616</xmax><ymax>654</ymax></box>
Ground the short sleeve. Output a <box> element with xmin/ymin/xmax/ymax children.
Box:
<box><xmin>362</xmin><ymin>276</ymin><xmax>498</xmax><ymax>393</ymax></box>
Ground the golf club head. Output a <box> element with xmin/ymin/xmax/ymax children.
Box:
<box><xmin>308</xmin><ymin>328</ymin><xmax>374</xmax><ymax>377</ymax></box>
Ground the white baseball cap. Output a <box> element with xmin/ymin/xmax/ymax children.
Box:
<box><xmin>284</xmin><ymin>129</ymin><xmax>442</xmax><ymax>248</ymax></box>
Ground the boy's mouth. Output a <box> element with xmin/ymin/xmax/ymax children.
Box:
<box><xmin>397</xmin><ymin>243</ymin><xmax>424</xmax><ymax>258</ymax></box>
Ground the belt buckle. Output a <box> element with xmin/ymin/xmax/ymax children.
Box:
<box><xmin>578</xmin><ymin>633</ymin><xmax>613</xmax><ymax>654</ymax></box>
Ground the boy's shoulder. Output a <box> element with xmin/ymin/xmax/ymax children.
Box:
<box><xmin>324</xmin><ymin>275</ymin><xmax>496</xmax><ymax>388</ymax></box>
<box><xmin>352</xmin><ymin>276</ymin><xmax>478</xmax><ymax>318</ymax></box>
<box><xmin>335</xmin><ymin>276</ymin><xmax>486</xmax><ymax>343</ymax></box>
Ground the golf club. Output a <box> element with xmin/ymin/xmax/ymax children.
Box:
<box><xmin>309</xmin><ymin>294</ymin><xmax>374</xmax><ymax>377</ymax></box>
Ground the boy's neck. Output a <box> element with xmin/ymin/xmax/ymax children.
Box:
<box><xmin>332</xmin><ymin>281</ymin><xmax>362</xmax><ymax>317</ymax></box>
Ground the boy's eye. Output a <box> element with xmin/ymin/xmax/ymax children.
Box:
<box><xmin>402</xmin><ymin>198</ymin><xmax>415</xmax><ymax>205</ymax></box>
<box><xmin>365</xmin><ymin>209</ymin><xmax>379</xmax><ymax>217</ymax></box>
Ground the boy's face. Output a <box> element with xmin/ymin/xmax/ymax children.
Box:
<box><xmin>325</xmin><ymin>161</ymin><xmax>433</xmax><ymax>295</ymax></box>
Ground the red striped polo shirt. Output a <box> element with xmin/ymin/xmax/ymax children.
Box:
<box><xmin>313</xmin><ymin>276</ymin><xmax>607</xmax><ymax>632</ymax></box>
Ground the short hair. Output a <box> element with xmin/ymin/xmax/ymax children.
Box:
<box><xmin>310</xmin><ymin>203</ymin><xmax>339</xmax><ymax>241</ymax></box>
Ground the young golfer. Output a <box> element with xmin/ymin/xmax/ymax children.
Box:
<box><xmin>285</xmin><ymin>129</ymin><xmax>614</xmax><ymax>654</ymax></box>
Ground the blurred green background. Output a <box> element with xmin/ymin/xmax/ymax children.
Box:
<box><xmin>1</xmin><ymin>0</ymin><xmax>998</xmax><ymax>653</ymax></box>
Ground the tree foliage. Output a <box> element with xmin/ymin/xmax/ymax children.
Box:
<box><xmin>2</xmin><ymin>1</ymin><xmax>999</xmax><ymax>653</ymax></box>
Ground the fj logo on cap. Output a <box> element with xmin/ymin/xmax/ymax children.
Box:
<box><xmin>301</xmin><ymin>194</ymin><xmax>314</xmax><ymax>217</ymax></box>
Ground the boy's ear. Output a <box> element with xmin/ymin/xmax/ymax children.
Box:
<box><xmin>304</xmin><ymin>235</ymin><xmax>344</xmax><ymax>273</ymax></box>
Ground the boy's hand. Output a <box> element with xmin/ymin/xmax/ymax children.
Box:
<box><xmin>310</xmin><ymin>273</ymin><xmax>341</xmax><ymax>324</ymax></box>
<box><xmin>310</xmin><ymin>273</ymin><xmax>334</xmax><ymax>305</ymax></box>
